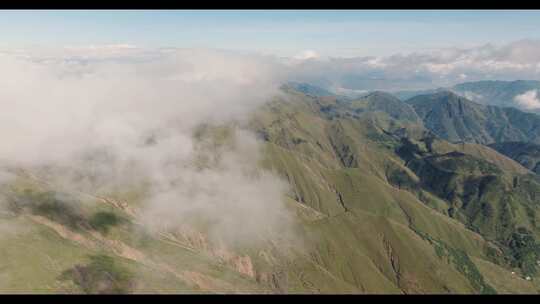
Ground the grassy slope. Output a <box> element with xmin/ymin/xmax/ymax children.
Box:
<box><xmin>250</xmin><ymin>90</ymin><xmax>540</xmax><ymax>293</ymax></box>
<box><xmin>0</xmin><ymin>178</ymin><xmax>265</xmax><ymax>294</ymax></box>
<box><xmin>1</xmin><ymin>88</ymin><xmax>539</xmax><ymax>293</ymax></box>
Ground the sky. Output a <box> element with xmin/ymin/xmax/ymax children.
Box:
<box><xmin>2</xmin><ymin>10</ymin><xmax>540</xmax><ymax>92</ymax></box>
<box><xmin>1</xmin><ymin>10</ymin><xmax>540</xmax><ymax>57</ymax></box>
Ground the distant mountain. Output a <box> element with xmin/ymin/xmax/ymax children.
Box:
<box><xmin>394</xmin><ymin>88</ymin><xmax>445</xmax><ymax>101</ymax></box>
<box><xmin>451</xmin><ymin>80</ymin><xmax>540</xmax><ymax>112</ymax></box>
<box><xmin>349</xmin><ymin>91</ymin><xmax>421</xmax><ymax>123</ymax></box>
<box><xmin>489</xmin><ymin>142</ymin><xmax>540</xmax><ymax>174</ymax></box>
<box><xmin>394</xmin><ymin>81</ymin><xmax>540</xmax><ymax>114</ymax></box>
<box><xmin>284</xmin><ymin>82</ymin><xmax>336</xmax><ymax>97</ymax></box>
<box><xmin>288</xmin><ymin>80</ymin><xmax>540</xmax><ymax>116</ymax></box>
<box><xmin>406</xmin><ymin>91</ymin><xmax>540</xmax><ymax>145</ymax></box>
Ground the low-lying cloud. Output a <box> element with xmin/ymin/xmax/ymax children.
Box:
<box><xmin>0</xmin><ymin>48</ymin><xmax>295</xmax><ymax>245</ymax></box>
<box><xmin>514</xmin><ymin>90</ymin><xmax>540</xmax><ymax>110</ymax></box>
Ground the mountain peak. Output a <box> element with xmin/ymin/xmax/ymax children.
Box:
<box><xmin>283</xmin><ymin>82</ymin><xmax>335</xmax><ymax>97</ymax></box>
<box><xmin>363</xmin><ymin>90</ymin><xmax>400</xmax><ymax>101</ymax></box>
<box><xmin>349</xmin><ymin>90</ymin><xmax>420</xmax><ymax>123</ymax></box>
<box><xmin>405</xmin><ymin>89</ymin><xmax>474</xmax><ymax>107</ymax></box>
<box><xmin>406</xmin><ymin>89</ymin><xmax>540</xmax><ymax>145</ymax></box>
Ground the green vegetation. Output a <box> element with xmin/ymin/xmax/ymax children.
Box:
<box><xmin>504</xmin><ymin>228</ymin><xmax>540</xmax><ymax>276</ymax></box>
<box><xmin>59</xmin><ymin>254</ymin><xmax>135</xmax><ymax>294</ymax></box>
<box><xmin>452</xmin><ymin>80</ymin><xmax>540</xmax><ymax>112</ymax></box>
<box><xmin>2</xmin><ymin>87</ymin><xmax>540</xmax><ymax>293</ymax></box>
<box><xmin>427</xmin><ymin>235</ymin><xmax>496</xmax><ymax>294</ymax></box>
<box><xmin>251</xmin><ymin>88</ymin><xmax>540</xmax><ymax>292</ymax></box>
<box><xmin>407</xmin><ymin>91</ymin><xmax>540</xmax><ymax>144</ymax></box>
<box><xmin>6</xmin><ymin>188</ymin><xmax>89</xmax><ymax>231</ymax></box>
<box><xmin>490</xmin><ymin>142</ymin><xmax>540</xmax><ymax>174</ymax></box>
<box><xmin>89</xmin><ymin>212</ymin><xmax>125</xmax><ymax>235</ymax></box>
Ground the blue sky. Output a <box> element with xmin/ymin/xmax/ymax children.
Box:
<box><xmin>1</xmin><ymin>10</ymin><xmax>540</xmax><ymax>57</ymax></box>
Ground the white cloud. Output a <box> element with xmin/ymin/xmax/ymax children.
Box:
<box><xmin>0</xmin><ymin>48</ymin><xmax>296</xmax><ymax>245</ymax></box>
<box><xmin>6</xmin><ymin>39</ymin><xmax>540</xmax><ymax>93</ymax></box>
<box><xmin>514</xmin><ymin>90</ymin><xmax>540</xmax><ymax>110</ymax></box>
<box><xmin>285</xmin><ymin>39</ymin><xmax>540</xmax><ymax>91</ymax></box>
<box><xmin>293</xmin><ymin>50</ymin><xmax>320</xmax><ymax>60</ymax></box>
<box><xmin>63</xmin><ymin>43</ymin><xmax>139</xmax><ymax>54</ymax></box>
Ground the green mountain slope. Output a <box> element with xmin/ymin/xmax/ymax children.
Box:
<box><xmin>406</xmin><ymin>91</ymin><xmax>540</xmax><ymax>145</ymax></box>
<box><xmin>1</xmin><ymin>87</ymin><xmax>540</xmax><ymax>294</ymax></box>
<box><xmin>284</xmin><ymin>82</ymin><xmax>337</xmax><ymax>98</ymax></box>
<box><xmin>348</xmin><ymin>91</ymin><xmax>421</xmax><ymax>123</ymax></box>
<box><xmin>394</xmin><ymin>80</ymin><xmax>540</xmax><ymax>114</ymax></box>
<box><xmin>452</xmin><ymin>80</ymin><xmax>540</xmax><ymax>113</ymax></box>
<box><xmin>489</xmin><ymin>142</ymin><xmax>540</xmax><ymax>175</ymax></box>
<box><xmin>249</xmin><ymin>88</ymin><xmax>540</xmax><ymax>292</ymax></box>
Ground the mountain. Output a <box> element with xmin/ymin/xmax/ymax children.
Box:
<box><xmin>489</xmin><ymin>142</ymin><xmax>540</xmax><ymax>175</ymax></box>
<box><xmin>2</xmin><ymin>87</ymin><xmax>540</xmax><ymax>294</ymax></box>
<box><xmin>348</xmin><ymin>91</ymin><xmax>421</xmax><ymax>123</ymax></box>
<box><xmin>250</xmin><ymin>87</ymin><xmax>540</xmax><ymax>292</ymax></box>
<box><xmin>284</xmin><ymin>82</ymin><xmax>366</xmax><ymax>99</ymax></box>
<box><xmin>406</xmin><ymin>91</ymin><xmax>540</xmax><ymax>145</ymax></box>
<box><xmin>394</xmin><ymin>88</ymin><xmax>444</xmax><ymax>101</ymax></box>
<box><xmin>393</xmin><ymin>81</ymin><xmax>540</xmax><ymax>114</ymax></box>
<box><xmin>451</xmin><ymin>80</ymin><xmax>540</xmax><ymax>112</ymax></box>
<box><xmin>284</xmin><ymin>82</ymin><xmax>336</xmax><ymax>97</ymax></box>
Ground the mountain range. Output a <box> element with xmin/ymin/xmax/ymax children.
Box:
<box><xmin>394</xmin><ymin>80</ymin><xmax>540</xmax><ymax>114</ymax></box>
<box><xmin>1</xmin><ymin>83</ymin><xmax>540</xmax><ymax>293</ymax></box>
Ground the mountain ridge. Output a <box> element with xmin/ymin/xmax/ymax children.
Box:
<box><xmin>1</xmin><ymin>87</ymin><xmax>540</xmax><ymax>293</ymax></box>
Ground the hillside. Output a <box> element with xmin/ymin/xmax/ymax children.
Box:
<box><xmin>394</xmin><ymin>80</ymin><xmax>540</xmax><ymax>114</ymax></box>
<box><xmin>406</xmin><ymin>91</ymin><xmax>540</xmax><ymax>145</ymax></box>
<box><xmin>489</xmin><ymin>142</ymin><xmax>540</xmax><ymax>175</ymax></box>
<box><xmin>1</xmin><ymin>88</ymin><xmax>540</xmax><ymax>294</ymax></box>
<box><xmin>452</xmin><ymin>80</ymin><xmax>540</xmax><ymax>113</ymax></box>
<box><xmin>249</xmin><ymin>88</ymin><xmax>540</xmax><ymax>292</ymax></box>
<box><xmin>284</xmin><ymin>82</ymin><xmax>337</xmax><ymax>98</ymax></box>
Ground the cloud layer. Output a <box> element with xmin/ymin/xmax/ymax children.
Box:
<box><xmin>5</xmin><ymin>39</ymin><xmax>540</xmax><ymax>94</ymax></box>
<box><xmin>0</xmin><ymin>48</ymin><xmax>295</xmax><ymax>245</ymax></box>
<box><xmin>286</xmin><ymin>39</ymin><xmax>540</xmax><ymax>91</ymax></box>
